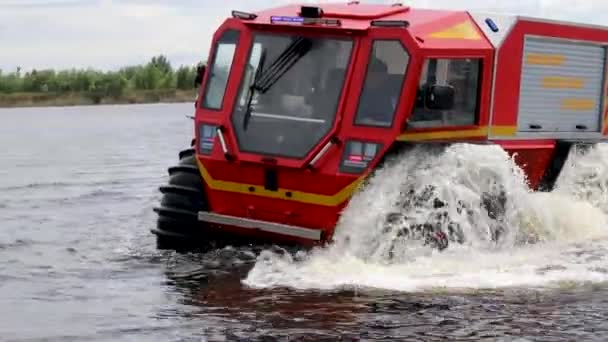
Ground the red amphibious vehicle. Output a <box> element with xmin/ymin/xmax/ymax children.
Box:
<box><xmin>153</xmin><ymin>2</ymin><xmax>608</xmax><ymax>250</ymax></box>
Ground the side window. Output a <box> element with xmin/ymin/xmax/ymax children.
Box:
<box><xmin>355</xmin><ymin>40</ymin><xmax>409</xmax><ymax>127</ymax></box>
<box><xmin>201</xmin><ymin>30</ymin><xmax>240</xmax><ymax>110</ymax></box>
<box><xmin>408</xmin><ymin>58</ymin><xmax>481</xmax><ymax>128</ymax></box>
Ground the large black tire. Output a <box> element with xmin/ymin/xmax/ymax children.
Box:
<box><xmin>152</xmin><ymin>148</ymin><xmax>209</xmax><ymax>251</ymax></box>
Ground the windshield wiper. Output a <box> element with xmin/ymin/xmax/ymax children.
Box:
<box><xmin>242</xmin><ymin>37</ymin><xmax>313</xmax><ymax>130</ymax></box>
<box><xmin>255</xmin><ymin>37</ymin><xmax>313</xmax><ymax>93</ymax></box>
<box><xmin>243</xmin><ymin>49</ymin><xmax>266</xmax><ymax>130</ymax></box>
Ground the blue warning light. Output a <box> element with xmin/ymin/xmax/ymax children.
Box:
<box><xmin>271</xmin><ymin>16</ymin><xmax>305</xmax><ymax>24</ymax></box>
<box><xmin>485</xmin><ymin>18</ymin><xmax>499</xmax><ymax>32</ymax></box>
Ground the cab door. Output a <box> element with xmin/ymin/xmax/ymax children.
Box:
<box><xmin>336</xmin><ymin>25</ymin><xmax>421</xmax><ymax>175</ymax></box>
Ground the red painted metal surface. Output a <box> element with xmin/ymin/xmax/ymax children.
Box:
<box><xmin>496</xmin><ymin>140</ymin><xmax>557</xmax><ymax>190</ymax></box>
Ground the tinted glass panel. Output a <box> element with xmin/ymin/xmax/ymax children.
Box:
<box><xmin>355</xmin><ymin>40</ymin><xmax>409</xmax><ymax>127</ymax></box>
<box><xmin>202</xmin><ymin>30</ymin><xmax>240</xmax><ymax>110</ymax></box>
<box><xmin>408</xmin><ymin>58</ymin><xmax>480</xmax><ymax>128</ymax></box>
<box><xmin>232</xmin><ymin>33</ymin><xmax>353</xmax><ymax>158</ymax></box>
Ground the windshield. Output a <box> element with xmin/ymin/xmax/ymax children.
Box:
<box><xmin>232</xmin><ymin>33</ymin><xmax>353</xmax><ymax>158</ymax></box>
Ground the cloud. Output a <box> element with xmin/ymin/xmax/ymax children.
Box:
<box><xmin>0</xmin><ymin>0</ymin><xmax>606</xmax><ymax>71</ymax></box>
<box><xmin>0</xmin><ymin>0</ymin><xmax>96</xmax><ymax>9</ymax></box>
<box><xmin>0</xmin><ymin>0</ymin><xmax>225</xmax><ymax>71</ymax></box>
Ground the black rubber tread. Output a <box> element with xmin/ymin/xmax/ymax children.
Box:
<box><xmin>153</xmin><ymin>206</ymin><xmax>199</xmax><ymax>220</ymax></box>
<box><xmin>156</xmin><ymin>215</ymin><xmax>200</xmax><ymax>232</ymax></box>
<box><xmin>168</xmin><ymin>171</ymin><xmax>204</xmax><ymax>190</ymax></box>
<box><xmin>179</xmin><ymin>148</ymin><xmax>195</xmax><ymax>160</ymax></box>
<box><xmin>160</xmin><ymin>192</ymin><xmax>205</xmax><ymax>213</ymax></box>
<box><xmin>152</xmin><ymin>227</ymin><xmax>201</xmax><ymax>251</ymax></box>
<box><xmin>178</xmin><ymin>154</ymin><xmax>197</xmax><ymax>166</ymax></box>
<box><xmin>168</xmin><ymin>165</ymin><xmax>200</xmax><ymax>176</ymax></box>
<box><xmin>154</xmin><ymin>146</ymin><xmax>208</xmax><ymax>250</ymax></box>
<box><xmin>159</xmin><ymin>184</ymin><xmax>202</xmax><ymax>197</ymax></box>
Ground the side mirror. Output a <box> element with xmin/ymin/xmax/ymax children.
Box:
<box><xmin>194</xmin><ymin>64</ymin><xmax>206</xmax><ymax>88</ymax></box>
<box><xmin>425</xmin><ymin>84</ymin><xmax>455</xmax><ymax>110</ymax></box>
<box><xmin>194</xmin><ymin>64</ymin><xmax>206</xmax><ymax>108</ymax></box>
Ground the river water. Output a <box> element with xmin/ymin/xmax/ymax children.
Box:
<box><xmin>2</xmin><ymin>103</ymin><xmax>608</xmax><ymax>341</ymax></box>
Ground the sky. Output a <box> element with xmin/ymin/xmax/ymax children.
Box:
<box><xmin>0</xmin><ymin>0</ymin><xmax>606</xmax><ymax>72</ymax></box>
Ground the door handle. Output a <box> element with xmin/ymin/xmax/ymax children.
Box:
<box><xmin>307</xmin><ymin>137</ymin><xmax>341</xmax><ymax>170</ymax></box>
<box><xmin>216</xmin><ymin>126</ymin><xmax>234</xmax><ymax>161</ymax></box>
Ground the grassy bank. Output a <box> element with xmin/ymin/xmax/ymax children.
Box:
<box><xmin>0</xmin><ymin>89</ymin><xmax>198</xmax><ymax>108</ymax></box>
<box><xmin>1</xmin><ymin>54</ymin><xmax>203</xmax><ymax>108</ymax></box>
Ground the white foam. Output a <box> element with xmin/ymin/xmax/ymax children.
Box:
<box><xmin>243</xmin><ymin>143</ymin><xmax>608</xmax><ymax>292</ymax></box>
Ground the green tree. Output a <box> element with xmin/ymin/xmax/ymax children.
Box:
<box><xmin>0</xmin><ymin>56</ymin><xmax>205</xmax><ymax>104</ymax></box>
<box><xmin>150</xmin><ymin>55</ymin><xmax>172</xmax><ymax>75</ymax></box>
<box><xmin>176</xmin><ymin>66</ymin><xmax>196</xmax><ymax>90</ymax></box>
<box><xmin>134</xmin><ymin>64</ymin><xmax>163</xmax><ymax>90</ymax></box>
<box><xmin>160</xmin><ymin>72</ymin><xmax>175</xmax><ymax>89</ymax></box>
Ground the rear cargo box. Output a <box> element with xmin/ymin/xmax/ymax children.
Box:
<box><xmin>472</xmin><ymin>14</ymin><xmax>608</xmax><ymax>139</ymax></box>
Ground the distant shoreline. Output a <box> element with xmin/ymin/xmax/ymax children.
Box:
<box><xmin>0</xmin><ymin>89</ymin><xmax>198</xmax><ymax>108</ymax></box>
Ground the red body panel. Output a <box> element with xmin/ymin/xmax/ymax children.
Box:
<box><xmin>186</xmin><ymin>3</ymin><xmax>608</xmax><ymax>245</ymax></box>
<box><xmin>497</xmin><ymin>141</ymin><xmax>556</xmax><ymax>190</ymax></box>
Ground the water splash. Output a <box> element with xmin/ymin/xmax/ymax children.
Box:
<box><xmin>554</xmin><ymin>143</ymin><xmax>608</xmax><ymax>212</ymax></box>
<box><xmin>243</xmin><ymin>143</ymin><xmax>608</xmax><ymax>292</ymax></box>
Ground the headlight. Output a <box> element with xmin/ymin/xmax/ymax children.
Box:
<box><xmin>198</xmin><ymin>124</ymin><xmax>218</xmax><ymax>155</ymax></box>
<box><xmin>339</xmin><ymin>140</ymin><xmax>381</xmax><ymax>174</ymax></box>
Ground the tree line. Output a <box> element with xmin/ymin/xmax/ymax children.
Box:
<box><xmin>0</xmin><ymin>55</ymin><xmax>202</xmax><ymax>101</ymax></box>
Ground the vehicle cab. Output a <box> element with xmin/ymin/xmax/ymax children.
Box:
<box><xmin>192</xmin><ymin>3</ymin><xmax>493</xmax><ymax>243</ymax></box>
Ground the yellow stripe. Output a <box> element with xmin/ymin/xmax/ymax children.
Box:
<box><xmin>562</xmin><ymin>98</ymin><xmax>595</xmax><ymax>111</ymax></box>
<box><xmin>428</xmin><ymin>21</ymin><xmax>481</xmax><ymax>40</ymax></box>
<box><xmin>397</xmin><ymin>126</ymin><xmax>517</xmax><ymax>141</ymax></box>
<box><xmin>398</xmin><ymin>127</ymin><xmax>487</xmax><ymax>141</ymax></box>
<box><xmin>198</xmin><ymin>126</ymin><xmax>516</xmax><ymax>203</ymax></box>
<box><xmin>490</xmin><ymin>126</ymin><xmax>518</xmax><ymax>136</ymax></box>
<box><xmin>196</xmin><ymin>159</ymin><xmax>364</xmax><ymax>207</ymax></box>
<box><xmin>526</xmin><ymin>53</ymin><xmax>565</xmax><ymax>66</ymax></box>
<box><xmin>542</xmin><ymin>76</ymin><xmax>585</xmax><ymax>89</ymax></box>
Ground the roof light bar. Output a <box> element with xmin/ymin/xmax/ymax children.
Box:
<box><xmin>313</xmin><ymin>18</ymin><xmax>341</xmax><ymax>27</ymax></box>
<box><xmin>232</xmin><ymin>10</ymin><xmax>257</xmax><ymax>20</ymax></box>
<box><xmin>270</xmin><ymin>16</ymin><xmax>341</xmax><ymax>27</ymax></box>
<box><xmin>271</xmin><ymin>16</ymin><xmax>304</xmax><ymax>24</ymax></box>
<box><xmin>370</xmin><ymin>20</ymin><xmax>410</xmax><ymax>28</ymax></box>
